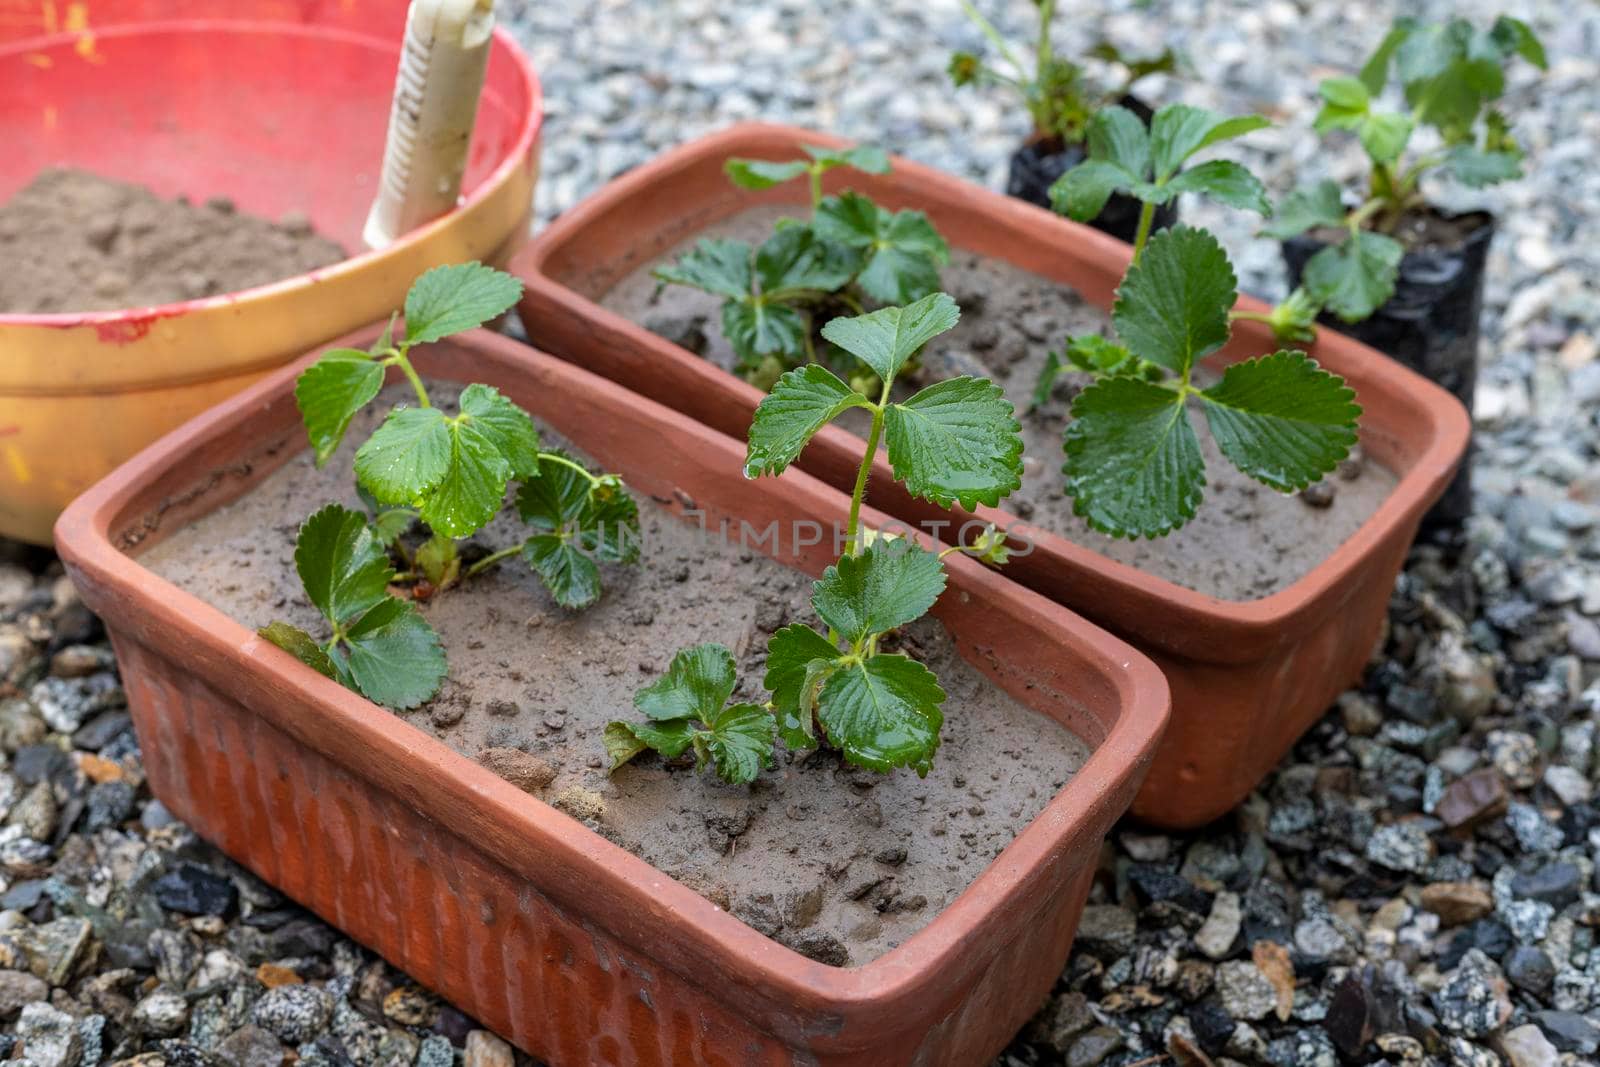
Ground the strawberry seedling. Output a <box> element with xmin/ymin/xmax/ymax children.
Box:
<box><xmin>1051</xmin><ymin>223</ymin><xmax>1362</xmax><ymax>539</ymax></box>
<box><xmin>262</xmin><ymin>264</ymin><xmax>640</xmax><ymax>709</ymax></box>
<box><xmin>1259</xmin><ymin>15</ymin><xmax>1545</xmax><ymax>334</ymax></box>
<box><xmin>653</xmin><ymin>145</ymin><xmax>950</xmax><ymax>389</ymax></box>
<box><xmin>607</xmin><ymin>292</ymin><xmax>1023</xmax><ymax>783</ymax></box>
<box><xmin>1049</xmin><ymin>103</ymin><xmax>1272</xmax><ymax>254</ymax></box>
<box><xmin>949</xmin><ymin>0</ymin><xmax>1175</xmax><ymax>150</ymax></box>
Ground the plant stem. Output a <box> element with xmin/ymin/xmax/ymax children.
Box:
<box><xmin>536</xmin><ymin>451</ymin><xmax>602</xmax><ymax>486</ymax></box>
<box><xmin>1345</xmin><ymin>197</ymin><xmax>1386</xmax><ymax>233</ymax></box>
<box><xmin>464</xmin><ymin>545</ymin><xmax>522</xmax><ymax>579</ymax></box>
<box><xmin>389</xmin><ymin>349</ymin><xmax>432</xmax><ymax>408</ymax></box>
<box><xmin>1035</xmin><ymin>0</ymin><xmax>1056</xmax><ymax>80</ymax></box>
<box><xmin>1130</xmin><ymin>201</ymin><xmax>1156</xmax><ymax>264</ymax></box>
<box><xmin>1227</xmin><ymin>309</ymin><xmax>1274</xmax><ymax>324</ymax></box>
<box><xmin>802</xmin><ymin>320</ymin><xmax>819</xmax><ymax>365</ymax></box>
<box><xmin>958</xmin><ymin>0</ymin><xmax>1029</xmax><ymax>81</ymax></box>
<box><xmin>845</xmin><ymin>380</ymin><xmax>893</xmax><ymax>556</ymax></box>
<box><xmin>809</xmin><ymin>166</ymin><xmax>823</xmax><ymax>214</ymax></box>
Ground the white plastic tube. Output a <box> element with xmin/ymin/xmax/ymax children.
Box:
<box><xmin>364</xmin><ymin>0</ymin><xmax>497</xmax><ymax>249</ymax></box>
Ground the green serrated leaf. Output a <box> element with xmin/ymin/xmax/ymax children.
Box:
<box><xmin>604</xmin><ymin>719</ymin><xmax>697</xmax><ymax>771</ymax></box>
<box><xmin>1049</xmin><ymin>159</ymin><xmax>1136</xmax><ymax>223</ymax></box>
<box><xmin>603</xmin><ymin>722</ymin><xmax>649</xmax><ymax>770</ymax></box>
<box><xmin>764</xmin><ymin>623</ymin><xmax>841</xmax><ymax>750</ymax></box>
<box><xmin>354</xmin><ymin>406</ymin><xmax>452</xmax><ymax>504</ymax></box>
<box><xmin>294</xmin><ymin>504</ymin><xmax>394</xmax><ymax>625</ymax></box>
<box><xmin>403</xmin><ymin>263</ymin><xmax>523</xmax><ymax>346</ymax></box>
<box><xmin>1062</xmin><ymin>376</ymin><xmax>1202</xmax><ymax>539</ymax></box>
<box><xmin>1359</xmin><ymin>24</ymin><xmax>1412</xmax><ymax>94</ymax></box>
<box><xmin>884</xmin><ymin>376</ymin><xmax>1022</xmax><ymax>510</ymax></box>
<box><xmin>812</xmin><ymin>541</ymin><xmax>946</xmax><ymax>646</ymax></box>
<box><xmin>817</xmin><ymin>654</ymin><xmax>945</xmax><ymax>775</ymax></box>
<box><xmin>515</xmin><ymin>452</ymin><xmax>639</xmax><ymax>601</ymax></box>
<box><xmin>418</xmin><ymin>416</ymin><xmax>514</xmax><ymax>539</ymax></box>
<box><xmin>1160</xmin><ymin>160</ymin><xmax>1270</xmax><ymax>216</ymax></box>
<box><xmin>1319</xmin><ymin>76</ymin><xmax>1371</xmax><ymax>112</ymax></box>
<box><xmin>819</xmin><ymin>292</ymin><xmax>960</xmax><ymax>387</ymax></box>
<box><xmin>342</xmin><ymin>598</ymin><xmax>447</xmax><ymax>710</ymax></box>
<box><xmin>813</xmin><ymin>192</ymin><xmax>949</xmax><ymax>305</ymax></box>
<box><xmin>1444</xmin><ymin>145</ymin><xmax>1522</xmax><ymax>187</ymax></box>
<box><xmin>295</xmin><ymin>350</ymin><xmax>384</xmax><ymax>467</ymax></box>
<box><xmin>703</xmin><ymin>703</ymin><xmax>776</xmax><ymax>784</ymax></box>
<box><xmin>636</xmin><ymin>643</ymin><xmax>738</xmax><ymax>723</ymax></box>
<box><xmin>723</xmin><ymin>298</ymin><xmax>806</xmax><ymax>369</ymax></box>
<box><xmin>1112</xmin><ymin>225</ymin><xmax>1236</xmax><ymax>377</ymax></box>
<box><xmin>460</xmin><ymin>384</ymin><xmax>541</xmax><ymax>480</ymax></box>
<box><xmin>1199</xmin><ymin>351</ymin><xmax>1361</xmax><ymax>493</ymax></box>
<box><xmin>801</xmin><ymin>143</ymin><xmax>892</xmax><ymax>174</ymax></box>
<box><xmin>1063</xmin><ymin>334</ymin><xmax>1146</xmax><ymax>377</ymax></box>
<box><xmin>1359</xmin><ymin>111</ymin><xmax>1415</xmax><ymax>165</ymax></box>
<box><xmin>755</xmin><ymin>225</ymin><xmax>860</xmax><ymax>299</ymax></box>
<box><xmin>745</xmin><ymin>365</ymin><xmax>871</xmax><ymax>479</ymax></box>
<box><xmin>1490</xmin><ymin>16</ymin><xmax>1545</xmax><ymax>70</ymax></box>
<box><xmin>653</xmin><ymin>238</ymin><xmax>753</xmax><ymax>301</ymax></box>
<box><xmin>582</xmin><ymin>479</ymin><xmax>641</xmax><ymax>565</ymax></box>
<box><xmin>522</xmin><ymin>534</ymin><xmax>601</xmax><ymax>610</ymax></box>
<box><xmin>369</xmin><ymin>508</ymin><xmax>417</xmax><ymax>548</ymax></box>
<box><xmin>1149</xmin><ymin>105</ymin><xmax>1269</xmax><ymax>181</ymax></box>
<box><xmin>1088</xmin><ymin>105</ymin><xmax>1151</xmax><ymax>179</ymax></box>
<box><xmin>259</xmin><ymin>622</ymin><xmax>338</xmax><ymax>680</ymax></box>
<box><xmin>1302</xmin><ymin>231</ymin><xmax>1403</xmax><ymax>322</ymax></box>
<box><xmin>1395</xmin><ymin>20</ymin><xmax>1509</xmax><ymax>138</ymax></box>
<box><xmin>1260</xmin><ymin>180</ymin><xmax>1347</xmax><ymax>239</ymax></box>
<box><xmin>725</xmin><ymin>158</ymin><xmax>811</xmax><ymax>190</ymax></box>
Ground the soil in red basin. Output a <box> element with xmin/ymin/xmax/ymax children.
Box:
<box><xmin>139</xmin><ymin>382</ymin><xmax>1091</xmax><ymax>967</ymax></box>
<box><xmin>0</xmin><ymin>168</ymin><xmax>345</xmax><ymax>314</ymax></box>
<box><xmin>600</xmin><ymin>204</ymin><xmax>1400</xmax><ymax>602</ymax></box>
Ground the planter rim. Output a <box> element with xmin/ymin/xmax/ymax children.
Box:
<box><xmin>516</xmin><ymin>120</ymin><xmax>1473</xmax><ymax>643</ymax></box>
<box><xmin>0</xmin><ymin>18</ymin><xmax>542</xmax><ymax>339</ymax></box>
<box><xmin>54</xmin><ymin>325</ymin><xmax>1170</xmax><ymax>1018</ymax></box>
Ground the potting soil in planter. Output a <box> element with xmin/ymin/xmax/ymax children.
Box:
<box><xmin>603</xmin><ymin>205</ymin><xmax>1401</xmax><ymax>601</ymax></box>
<box><xmin>0</xmin><ymin>168</ymin><xmax>345</xmax><ymax>313</ymax></box>
<box><xmin>141</xmin><ymin>382</ymin><xmax>1091</xmax><ymax>967</ymax></box>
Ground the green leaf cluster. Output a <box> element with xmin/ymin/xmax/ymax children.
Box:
<box><xmin>1058</xmin><ymin>226</ymin><xmax>1361</xmax><ymax>539</ymax></box>
<box><xmin>260</xmin><ymin>505</ymin><xmax>447</xmax><ymax>710</ymax></box>
<box><xmin>612</xmin><ymin>292</ymin><xmax>1021</xmax><ymax>784</ymax></box>
<box><xmin>949</xmin><ymin>0</ymin><xmax>1174</xmax><ymax>147</ymax></box>
<box><xmin>746</xmin><ymin>292</ymin><xmax>1023</xmax><ymax>512</ymax></box>
<box><xmin>1264</xmin><ymin>15</ymin><xmax>1544</xmax><ymax>329</ymax></box>
<box><xmin>653</xmin><ymin>145</ymin><xmax>950</xmax><ymax>384</ymax></box>
<box><xmin>606</xmin><ymin>644</ymin><xmax>776</xmax><ymax>784</ymax></box>
<box><xmin>1049</xmin><ymin>103</ymin><xmax>1271</xmax><ymax>226</ymax></box>
<box><xmin>279</xmin><ymin>264</ymin><xmax>642</xmax><ymax>710</ymax></box>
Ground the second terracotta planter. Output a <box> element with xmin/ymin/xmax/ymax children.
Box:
<box><xmin>56</xmin><ymin>327</ymin><xmax>1168</xmax><ymax>1066</ymax></box>
<box><xmin>511</xmin><ymin>122</ymin><xmax>1472</xmax><ymax>829</ymax></box>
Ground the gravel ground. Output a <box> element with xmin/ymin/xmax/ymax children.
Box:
<box><xmin>5</xmin><ymin>2</ymin><xmax>1600</xmax><ymax>1065</ymax></box>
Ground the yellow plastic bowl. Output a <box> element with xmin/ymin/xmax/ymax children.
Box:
<box><xmin>0</xmin><ymin>2</ymin><xmax>542</xmax><ymax>544</ymax></box>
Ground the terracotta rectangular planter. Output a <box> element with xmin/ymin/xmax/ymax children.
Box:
<box><xmin>512</xmin><ymin>122</ymin><xmax>1472</xmax><ymax>829</ymax></box>
<box><xmin>55</xmin><ymin>326</ymin><xmax>1170</xmax><ymax>1066</ymax></box>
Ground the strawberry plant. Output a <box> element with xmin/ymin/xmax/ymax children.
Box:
<box><xmin>653</xmin><ymin>145</ymin><xmax>950</xmax><ymax>389</ymax></box>
<box><xmin>949</xmin><ymin>1</ymin><xmax>1174</xmax><ymax>149</ymax></box>
<box><xmin>1049</xmin><ymin>103</ymin><xmax>1272</xmax><ymax>253</ymax></box>
<box><xmin>1043</xmin><ymin>217</ymin><xmax>1362</xmax><ymax>539</ymax></box>
<box><xmin>607</xmin><ymin>292</ymin><xmax>1022</xmax><ymax>783</ymax></box>
<box><xmin>261</xmin><ymin>264</ymin><xmax>640</xmax><ymax>709</ymax></box>
<box><xmin>1260</xmin><ymin>15</ymin><xmax>1545</xmax><ymax>333</ymax></box>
